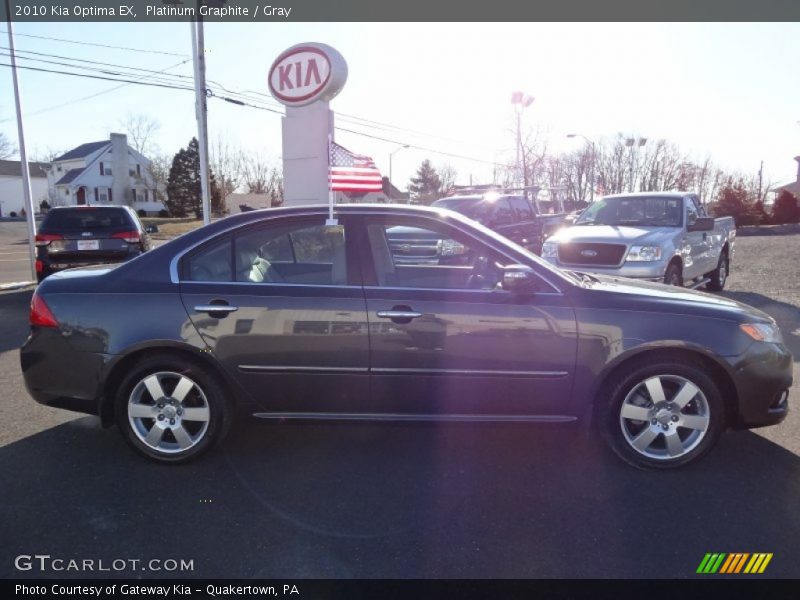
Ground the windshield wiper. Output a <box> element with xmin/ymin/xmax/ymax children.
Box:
<box><xmin>567</xmin><ymin>270</ymin><xmax>598</xmax><ymax>286</ymax></box>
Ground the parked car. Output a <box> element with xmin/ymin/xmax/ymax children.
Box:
<box><xmin>34</xmin><ymin>205</ymin><xmax>152</xmax><ymax>282</ymax></box>
<box><xmin>21</xmin><ymin>204</ymin><xmax>791</xmax><ymax>469</ymax></box>
<box><xmin>432</xmin><ymin>193</ymin><xmax>566</xmax><ymax>254</ymax></box>
<box><xmin>541</xmin><ymin>192</ymin><xmax>735</xmax><ymax>290</ymax></box>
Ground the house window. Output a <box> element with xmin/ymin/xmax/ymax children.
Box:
<box><xmin>64</xmin><ymin>188</ymin><xmax>68</xmax><ymax>196</ymax></box>
<box><xmin>94</xmin><ymin>187</ymin><xmax>98</xmax><ymax>202</ymax></box>
<box><xmin>108</xmin><ymin>188</ymin><xmax>113</xmax><ymax>203</ymax></box>
<box><xmin>57</xmin><ymin>166</ymin><xmax>62</xmax><ymax>172</ymax></box>
<box><xmin>144</xmin><ymin>189</ymin><xmax>149</xmax><ymax>201</ymax></box>
<box><xmin>99</xmin><ymin>189</ymin><xmax>108</xmax><ymax>202</ymax></box>
<box><xmin>136</xmin><ymin>164</ymin><xmax>141</xmax><ymax>176</ymax></box>
<box><xmin>99</xmin><ymin>163</ymin><xmax>104</xmax><ymax>175</ymax></box>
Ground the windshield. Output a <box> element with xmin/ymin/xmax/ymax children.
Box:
<box><xmin>42</xmin><ymin>208</ymin><xmax>134</xmax><ymax>230</ymax></box>
<box><xmin>575</xmin><ymin>196</ymin><xmax>683</xmax><ymax>227</ymax></box>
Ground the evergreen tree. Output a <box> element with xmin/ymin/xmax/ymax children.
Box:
<box><xmin>165</xmin><ymin>137</ymin><xmax>223</xmax><ymax>218</ymax></box>
<box><xmin>408</xmin><ymin>159</ymin><xmax>442</xmax><ymax>205</ymax></box>
<box><xmin>772</xmin><ymin>190</ymin><xmax>800</xmax><ymax>224</ymax></box>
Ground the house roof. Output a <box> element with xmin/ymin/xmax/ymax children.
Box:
<box><xmin>53</xmin><ymin>141</ymin><xmax>109</xmax><ymax>162</ymax></box>
<box><xmin>55</xmin><ymin>168</ymin><xmax>86</xmax><ymax>185</ymax></box>
<box><xmin>773</xmin><ymin>181</ymin><xmax>800</xmax><ymax>196</ymax></box>
<box><xmin>0</xmin><ymin>159</ymin><xmax>49</xmax><ymax>178</ymax></box>
<box><xmin>228</xmin><ymin>193</ymin><xmax>273</xmax><ymax>213</ymax></box>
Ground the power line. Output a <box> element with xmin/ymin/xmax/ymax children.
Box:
<box><xmin>0</xmin><ymin>62</ymin><xmax>194</xmax><ymax>91</ymax></box>
<box><xmin>0</xmin><ymin>30</ymin><xmax>188</xmax><ymax>57</ymax></box>
<box><xmin>0</xmin><ymin>59</ymin><xmax>191</xmax><ymax>121</ymax></box>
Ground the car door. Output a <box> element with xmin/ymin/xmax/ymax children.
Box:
<box><xmin>508</xmin><ymin>195</ymin><xmax>543</xmax><ymax>251</ymax></box>
<box><xmin>178</xmin><ymin>215</ymin><xmax>370</xmax><ymax>414</ymax></box>
<box><xmin>682</xmin><ymin>197</ymin><xmax>708</xmax><ymax>280</ymax></box>
<box><xmin>356</xmin><ymin>213</ymin><xmax>578</xmax><ymax>417</ymax></box>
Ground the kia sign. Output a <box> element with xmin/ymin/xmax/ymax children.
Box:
<box><xmin>268</xmin><ymin>43</ymin><xmax>348</xmax><ymax>107</ymax></box>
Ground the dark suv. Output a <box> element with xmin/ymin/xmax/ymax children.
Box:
<box><xmin>35</xmin><ymin>205</ymin><xmax>151</xmax><ymax>282</ymax></box>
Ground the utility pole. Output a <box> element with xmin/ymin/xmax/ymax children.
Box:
<box><xmin>190</xmin><ymin>14</ymin><xmax>211</xmax><ymax>225</ymax></box>
<box><xmin>511</xmin><ymin>92</ymin><xmax>534</xmax><ymax>192</ymax></box>
<box><xmin>389</xmin><ymin>144</ymin><xmax>409</xmax><ymax>197</ymax></box>
<box><xmin>5</xmin><ymin>1</ymin><xmax>37</xmax><ymax>281</ymax></box>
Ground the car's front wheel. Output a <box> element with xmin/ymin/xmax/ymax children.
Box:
<box><xmin>600</xmin><ymin>358</ymin><xmax>725</xmax><ymax>469</ymax></box>
<box><xmin>115</xmin><ymin>355</ymin><xmax>231</xmax><ymax>464</ymax></box>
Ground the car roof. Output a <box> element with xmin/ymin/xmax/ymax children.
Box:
<box><xmin>601</xmin><ymin>192</ymin><xmax>694</xmax><ymax>200</ymax></box>
<box><xmin>48</xmin><ymin>204</ymin><xmax>129</xmax><ymax>210</ymax></box>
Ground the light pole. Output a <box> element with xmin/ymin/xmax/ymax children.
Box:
<box><xmin>625</xmin><ymin>137</ymin><xmax>647</xmax><ymax>192</ymax></box>
<box><xmin>567</xmin><ymin>133</ymin><xmax>596</xmax><ymax>203</ymax></box>
<box><xmin>388</xmin><ymin>144</ymin><xmax>409</xmax><ymax>201</ymax></box>
<box><xmin>511</xmin><ymin>92</ymin><xmax>534</xmax><ymax>188</ymax></box>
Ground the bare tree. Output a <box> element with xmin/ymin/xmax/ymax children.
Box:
<box><xmin>119</xmin><ymin>113</ymin><xmax>161</xmax><ymax>156</ymax></box>
<box><xmin>210</xmin><ymin>137</ymin><xmax>245</xmax><ymax>211</ymax></box>
<box><xmin>242</xmin><ymin>152</ymin><xmax>274</xmax><ymax>194</ymax></box>
<box><xmin>437</xmin><ymin>163</ymin><xmax>458</xmax><ymax>195</ymax></box>
<box><xmin>30</xmin><ymin>147</ymin><xmax>65</xmax><ymax>163</ymax></box>
<box><xmin>0</xmin><ymin>132</ymin><xmax>15</xmax><ymax>159</ymax></box>
<box><xmin>146</xmin><ymin>153</ymin><xmax>171</xmax><ymax>205</ymax></box>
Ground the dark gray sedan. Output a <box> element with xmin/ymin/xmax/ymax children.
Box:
<box><xmin>20</xmin><ymin>205</ymin><xmax>792</xmax><ymax>468</ymax></box>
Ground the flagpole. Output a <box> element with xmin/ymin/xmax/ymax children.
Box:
<box><xmin>326</xmin><ymin>133</ymin><xmax>337</xmax><ymax>226</ymax></box>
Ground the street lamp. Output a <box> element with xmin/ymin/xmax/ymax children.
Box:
<box><xmin>388</xmin><ymin>144</ymin><xmax>410</xmax><ymax>200</ymax></box>
<box><xmin>625</xmin><ymin>137</ymin><xmax>648</xmax><ymax>192</ymax></box>
<box><xmin>567</xmin><ymin>133</ymin><xmax>596</xmax><ymax>203</ymax></box>
<box><xmin>512</xmin><ymin>92</ymin><xmax>534</xmax><ymax>188</ymax></box>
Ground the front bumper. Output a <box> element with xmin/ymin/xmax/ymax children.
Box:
<box><xmin>728</xmin><ymin>341</ymin><xmax>793</xmax><ymax>428</ymax></box>
<box><xmin>543</xmin><ymin>256</ymin><xmax>666</xmax><ymax>281</ymax></box>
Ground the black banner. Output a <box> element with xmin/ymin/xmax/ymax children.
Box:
<box><xmin>2</xmin><ymin>0</ymin><xmax>800</xmax><ymax>22</ymax></box>
<box><xmin>4</xmin><ymin>579</ymin><xmax>799</xmax><ymax>600</ymax></box>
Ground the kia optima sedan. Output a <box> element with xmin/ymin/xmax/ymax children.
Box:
<box><xmin>21</xmin><ymin>205</ymin><xmax>792</xmax><ymax>468</ymax></box>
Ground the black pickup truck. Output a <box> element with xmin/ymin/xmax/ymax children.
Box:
<box><xmin>385</xmin><ymin>193</ymin><xmax>566</xmax><ymax>266</ymax></box>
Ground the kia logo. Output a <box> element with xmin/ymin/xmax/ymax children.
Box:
<box><xmin>580</xmin><ymin>249</ymin><xmax>598</xmax><ymax>257</ymax></box>
<box><xmin>268</xmin><ymin>44</ymin><xmax>348</xmax><ymax>107</ymax></box>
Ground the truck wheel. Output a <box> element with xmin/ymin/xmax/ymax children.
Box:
<box><xmin>599</xmin><ymin>358</ymin><xmax>725</xmax><ymax>469</ymax></box>
<box><xmin>663</xmin><ymin>263</ymin><xmax>683</xmax><ymax>287</ymax></box>
<box><xmin>706</xmin><ymin>252</ymin><xmax>728</xmax><ymax>291</ymax></box>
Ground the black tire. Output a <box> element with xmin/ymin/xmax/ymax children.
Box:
<box><xmin>598</xmin><ymin>357</ymin><xmax>725</xmax><ymax>470</ymax></box>
<box><xmin>705</xmin><ymin>251</ymin><xmax>729</xmax><ymax>291</ymax></box>
<box><xmin>114</xmin><ymin>354</ymin><xmax>232</xmax><ymax>464</ymax></box>
<box><xmin>663</xmin><ymin>262</ymin><xmax>683</xmax><ymax>287</ymax></box>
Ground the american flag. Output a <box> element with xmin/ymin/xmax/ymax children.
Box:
<box><xmin>329</xmin><ymin>141</ymin><xmax>383</xmax><ymax>193</ymax></box>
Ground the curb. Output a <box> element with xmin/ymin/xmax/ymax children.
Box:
<box><xmin>0</xmin><ymin>281</ymin><xmax>35</xmax><ymax>291</ymax></box>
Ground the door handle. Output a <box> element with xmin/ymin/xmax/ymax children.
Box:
<box><xmin>194</xmin><ymin>304</ymin><xmax>238</xmax><ymax>315</ymax></box>
<box><xmin>376</xmin><ymin>310</ymin><xmax>423</xmax><ymax>320</ymax></box>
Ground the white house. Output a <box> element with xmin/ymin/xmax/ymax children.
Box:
<box><xmin>772</xmin><ymin>156</ymin><xmax>800</xmax><ymax>202</ymax></box>
<box><xmin>48</xmin><ymin>133</ymin><xmax>165</xmax><ymax>215</ymax></box>
<box><xmin>0</xmin><ymin>159</ymin><xmax>49</xmax><ymax>217</ymax></box>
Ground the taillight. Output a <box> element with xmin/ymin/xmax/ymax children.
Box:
<box><xmin>35</xmin><ymin>260</ymin><xmax>43</xmax><ymax>273</ymax></box>
<box><xmin>30</xmin><ymin>292</ymin><xmax>59</xmax><ymax>328</ymax></box>
<box><xmin>111</xmin><ymin>230</ymin><xmax>141</xmax><ymax>244</ymax></box>
<box><xmin>35</xmin><ymin>233</ymin><xmax>63</xmax><ymax>247</ymax></box>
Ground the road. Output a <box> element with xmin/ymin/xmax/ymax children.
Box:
<box><xmin>0</xmin><ymin>233</ymin><xmax>798</xmax><ymax>579</ymax></box>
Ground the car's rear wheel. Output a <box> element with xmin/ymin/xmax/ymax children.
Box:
<box><xmin>600</xmin><ymin>358</ymin><xmax>725</xmax><ymax>469</ymax></box>
<box><xmin>705</xmin><ymin>251</ymin><xmax>728</xmax><ymax>291</ymax></box>
<box><xmin>115</xmin><ymin>355</ymin><xmax>231</xmax><ymax>464</ymax></box>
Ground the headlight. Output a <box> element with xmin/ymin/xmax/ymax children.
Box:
<box><xmin>541</xmin><ymin>242</ymin><xmax>558</xmax><ymax>258</ymax></box>
<box><xmin>626</xmin><ymin>246</ymin><xmax>662</xmax><ymax>262</ymax></box>
<box><xmin>740</xmin><ymin>323</ymin><xmax>783</xmax><ymax>343</ymax></box>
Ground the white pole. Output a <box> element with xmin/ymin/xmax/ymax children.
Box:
<box><xmin>5</xmin><ymin>5</ymin><xmax>37</xmax><ymax>281</ymax></box>
<box><xmin>190</xmin><ymin>18</ymin><xmax>211</xmax><ymax>225</ymax></box>
<box><xmin>326</xmin><ymin>134</ymin><xmax>337</xmax><ymax>226</ymax></box>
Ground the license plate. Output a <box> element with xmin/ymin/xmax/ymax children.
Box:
<box><xmin>77</xmin><ymin>240</ymin><xmax>99</xmax><ymax>251</ymax></box>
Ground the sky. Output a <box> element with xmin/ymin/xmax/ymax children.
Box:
<box><xmin>1</xmin><ymin>22</ymin><xmax>799</xmax><ymax>191</ymax></box>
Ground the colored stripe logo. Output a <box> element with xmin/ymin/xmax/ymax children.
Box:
<box><xmin>697</xmin><ymin>553</ymin><xmax>773</xmax><ymax>574</ymax></box>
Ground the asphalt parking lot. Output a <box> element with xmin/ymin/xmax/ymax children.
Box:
<box><xmin>0</xmin><ymin>228</ymin><xmax>798</xmax><ymax>579</ymax></box>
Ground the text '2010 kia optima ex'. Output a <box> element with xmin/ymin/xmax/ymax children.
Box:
<box><xmin>20</xmin><ymin>205</ymin><xmax>792</xmax><ymax>469</ymax></box>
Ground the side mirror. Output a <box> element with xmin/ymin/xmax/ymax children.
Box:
<box><xmin>687</xmin><ymin>216</ymin><xmax>714</xmax><ymax>232</ymax></box>
<box><xmin>502</xmin><ymin>264</ymin><xmax>538</xmax><ymax>294</ymax></box>
<box><xmin>145</xmin><ymin>224</ymin><xmax>159</xmax><ymax>234</ymax></box>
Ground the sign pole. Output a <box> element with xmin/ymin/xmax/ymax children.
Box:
<box><xmin>5</xmin><ymin>1</ymin><xmax>37</xmax><ymax>282</ymax></box>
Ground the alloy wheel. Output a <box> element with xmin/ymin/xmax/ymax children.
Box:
<box><xmin>128</xmin><ymin>371</ymin><xmax>211</xmax><ymax>454</ymax></box>
<box><xmin>618</xmin><ymin>374</ymin><xmax>710</xmax><ymax>460</ymax></box>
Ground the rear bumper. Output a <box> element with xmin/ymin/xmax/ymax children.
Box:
<box><xmin>37</xmin><ymin>250</ymin><xmax>141</xmax><ymax>279</ymax></box>
<box><xmin>20</xmin><ymin>327</ymin><xmax>110</xmax><ymax>416</ymax></box>
<box><xmin>729</xmin><ymin>342</ymin><xmax>793</xmax><ymax>428</ymax></box>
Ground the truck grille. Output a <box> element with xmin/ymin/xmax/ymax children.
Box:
<box><xmin>389</xmin><ymin>238</ymin><xmax>440</xmax><ymax>264</ymax></box>
<box><xmin>558</xmin><ymin>243</ymin><xmax>627</xmax><ymax>267</ymax></box>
